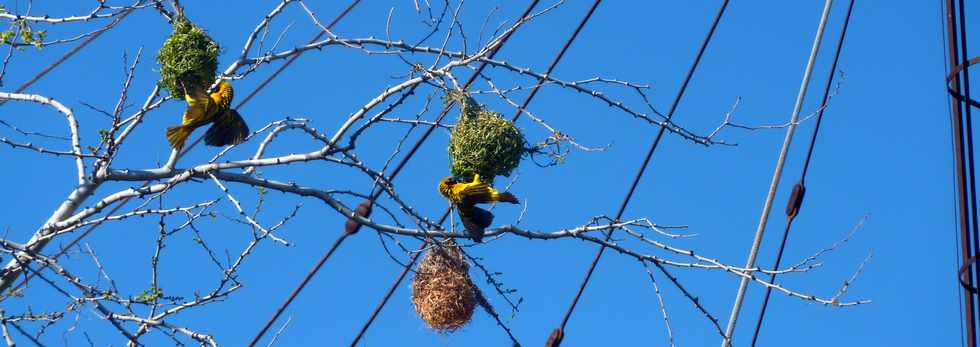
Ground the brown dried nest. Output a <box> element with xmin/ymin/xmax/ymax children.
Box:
<box><xmin>411</xmin><ymin>242</ymin><xmax>477</xmax><ymax>332</ymax></box>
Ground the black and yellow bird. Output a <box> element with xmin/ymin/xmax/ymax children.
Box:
<box><xmin>165</xmin><ymin>79</ymin><xmax>249</xmax><ymax>151</ymax></box>
<box><xmin>438</xmin><ymin>173</ymin><xmax>519</xmax><ymax>243</ymax></box>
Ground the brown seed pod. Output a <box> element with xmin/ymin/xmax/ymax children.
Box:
<box><xmin>344</xmin><ymin>199</ymin><xmax>373</xmax><ymax>235</ymax></box>
<box><xmin>411</xmin><ymin>242</ymin><xmax>477</xmax><ymax>332</ymax></box>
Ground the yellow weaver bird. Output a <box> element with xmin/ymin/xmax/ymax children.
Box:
<box><xmin>438</xmin><ymin>173</ymin><xmax>519</xmax><ymax>243</ymax></box>
<box><xmin>165</xmin><ymin>79</ymin><xmax>250</xmax><ymax>151</ymax></box>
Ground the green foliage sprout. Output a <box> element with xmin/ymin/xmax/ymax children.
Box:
<box><xmin>133</xmin><ymin>286</ymin><xmax>163</xmax><ymax>304</ymax></box>
<box><xmin>0</xmin><ymin>19</ymin><xmax>47</xmax><ymax>49</ymax></box>
<box><xmin>446</xmin><ymin>91</ymin><xmax>526</xmax><ymax>181</ymax></box>
<box><xmin>156</xmin><ymin>15</ymin><xmax>220</xmax><ymax>99</ymax></box>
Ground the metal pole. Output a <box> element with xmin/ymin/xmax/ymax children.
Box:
<box><xmin>947</xmin><ymin>0</ymin><xmax>979</xmax><ymax>344</ymax></box>
<box><xmin>720</xmin><ymin>1</ymin><xmax>834</xmax><ymax>345</ymax></box>
<box><xmin>748</xmin><ymin>1</ymin><xmax>855</xmax><ymax>345</ymax></box>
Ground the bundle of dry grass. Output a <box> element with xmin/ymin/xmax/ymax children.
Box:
<box><xmin>411</xmin><ymin>242</ymin><xmax>477</xmax><ymax>332</ymax></box>
<box><xmin>157</xmin><ymin>15</ymin><xmax>220</xmax><ymax>99</ymax></box>
<box><xmin>445</xmin><ymin>91</ymin><xmax>526</xmax><ymax>181</ymax></box>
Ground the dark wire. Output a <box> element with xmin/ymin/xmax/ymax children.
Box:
<box><xmin>9</xmin><ymin>2</ymin><xmax>364</xmax><ymax>297</ymax></box>
<box><xmin>2</xmin><ymin>7</ymin><xmax>140</xmax><ymax>292</ymax></box>
<box><xmin>236</xmin><ymin>1</ymin><xmax>362</xmax><ymax>109</ymax></box>
<box><xmin>237</xmin><ymin>2</ymin><xmax>367</xmax><ymax>346</ymax></box>
<box><xmin>258</xmin><ymin>1</ymin><xmax>550</xmax><ymax>346</ymax></box>
<box><xmin>348</xmin><ymin>1</ymin><xmax>615</xmax><ymax>344</ymax></box>
<box><xmin>0</xmin><ymin>7</ymin><xmax>135</xmax><ymax>106</ymax></box>
<box><xmin>550</xmin><ymin>2</ymin><xmax>731</xmax><ymax>345</ymax></box>
<box><xmin>509</xmin><ymin>1</ymin><xmax>603</xmax><ymax>122</ymax></box>
<box><xmin>748</xmin><ymin>1</ymin><xmax>856</xmax><ymax>345</ymax></box>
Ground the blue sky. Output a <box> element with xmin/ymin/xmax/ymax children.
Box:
<box><xmin>0</xmin><ymin>1</ymin><xmax>963</xmax><ymax>346</ymax></box>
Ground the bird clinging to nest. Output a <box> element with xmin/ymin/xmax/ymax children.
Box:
<box><xmin>438</xmin><ymin>174</ymin><xmax>519</xmax><ymax>243</ymax></box>
<box><xmin>165</xmin><ymin>74</ymin><xmax>249</xmax><ymax>151</ymax></box>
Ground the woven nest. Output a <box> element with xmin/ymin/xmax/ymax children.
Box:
<box><xmin>447</xmin><ymin>92</ymin><xmax>526</xmax><ymax>180</ymax></box>
<box><xmin>411</xmin><ymin>243</ymin><xmax>476</xmax><ymax>332</ymax></box>
<box><xmin>156</xmin><ymin>16</ymin><xmax>220</xmax><ymax>99</ymax></box>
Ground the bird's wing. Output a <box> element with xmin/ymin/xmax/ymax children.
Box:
<box><xmin>205</xmin><ymin>109</ymin><xmax>249</xmax><ymax>146</ymax></box>
<box><xmin>453</xmin><ymin>180</ymin><xmax>494</xmax><ymax>204</ymax></box>
<box><xmin>457</xmin><ymin>204</ymin><xmax>493</xmax><ymax>243</ymax></box>
<box><xmin>182</xmin><ymin>91</ymin><xmax>214</xmax><ymax>126</ymax></box>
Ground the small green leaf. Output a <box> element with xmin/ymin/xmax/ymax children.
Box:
<box><xmin>133</xmin><ymin>286</ymin><xmax>163</xmax><ymax>304</ymax></box>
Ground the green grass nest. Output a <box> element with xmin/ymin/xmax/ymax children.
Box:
<box><xmin>448</xmin><ymin>94</ymin><xmax>526</xmax><ymax>180</ymax></box>
<box><xmin>156</xmin><ymin>16</ymin><xmax>220</xmax><ymax>99</ymax></box>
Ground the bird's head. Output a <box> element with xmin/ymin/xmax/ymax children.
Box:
<box><xmin>439</xmin><ymin>176</ymin><xmax>457</xmax><ymax>186</ymax></box>
<box><xmin>438</xmin><ymin>176</ymin><xmax>456</xmax><ymax>197</ymax></box>
<box><xmin>217</xmin><ymin>80</ymin><xmax>233</xmax><ymax>94</ymax></box>
<box><xmin>214</xmin><ymin>80</ymin><xmax>234</xmax><ymax>108</ymax></box>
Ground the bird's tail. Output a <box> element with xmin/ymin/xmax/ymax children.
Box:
<box><xmin>493</xmin><ymin>191</ymin><xmax>519</xmax><ymax>204</ymax></box>
<box><xmin>204</xmin><ymin>109</ymin><xmax>250</xmax><ymax>147</ymax></box>
<box><xmin>165</xmin><ymin>125</ymin><xmax>192</xmax><ymax>151</ymax></box>
<box><xmin>458</xmin><ymin>205</ymin><xmax>494</xmax><ymax>243</ymax></box>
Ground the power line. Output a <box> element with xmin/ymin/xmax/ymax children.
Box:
<box><xmin>252</xmin><ymin>2</ymin><xmax>549</xmax><ymax>345</ymax></box>
<box><xmin>508</xmin><ymin>1</ymin><xmax>602</xmax><ymax>122</ymax></box>
<box><xmin>236</xmin><ymin>1</ymin><xmax>361</xmax><ymax>109</ymax></box>
<box><xmin>547</xmin><ymin>2</ymin><xmax>731</xmax><ymax>346</ymax></box>
<box><xmin>178</xmin><ymin>0</ymin><xmax>364</xmax><ymax>160</ymax></box>
<box><xmin>170</xmin><ymin>0</ymin><xmax>363</xmax><ymax>172</ymax></box>
<box><xmin>720</xmin><ymin>1</ymin><xmax>835</xmax><ymax>346</ymax></box>
<box><xmin>8</xmin><ymin>0</ymin><xmax>361</xmax><ymax>301</ymax></box>
<box><xmin>1</xmin><ymin>7</ymin><xmax>139</xmax><ymax>293</ymax></box>
<box><xmin>0</xmin><ymin>7</ymin><xmax>135</xmax><ymax>106</ymax></box>
<box><xmin>748</xmin><ymin>1</ymin><xmax>855</xmax><ymax>345</ymax></box>
<box><xmin>349</xmin><ymin>3</ymin><xmax>605</xmax><ymax>345</ymax></box>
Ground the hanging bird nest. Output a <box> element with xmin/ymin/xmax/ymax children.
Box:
<box><xmin>411</xmin><ymin>242</ymin><xmax>477</xmax><ymax>332</ymax></box>
<box><xmin>156</xmin><ymin>15</ymin><xmax>220</xmax><ymax>99</ymax></box>
<box><xmin>447</xmin><ymin>91</ymin><xmax>526</xmax><ymax>181</ymax></box>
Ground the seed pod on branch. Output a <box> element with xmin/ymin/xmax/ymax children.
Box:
<box><xmin>344</xmin><ymin>200</ymin><xmax>373</xmax><ymax>235</ymax></box>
